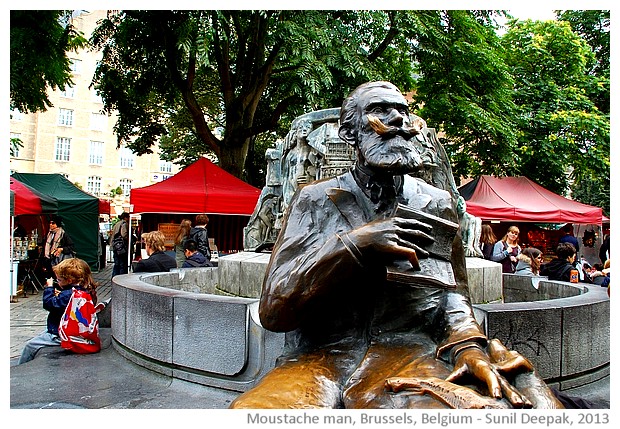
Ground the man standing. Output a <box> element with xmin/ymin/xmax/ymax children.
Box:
<box><xmin>231</xmin><ymin>81</ymin><xmax>561</xmax><ymax>409</ymax></box>
<box><xmin>111</xmin><ymin>212</ymin><xmax>129</xmax><ymax>277</ymax></box>
<box><xmin>189</xmin><ymin>214</ymin><xmax>212</xmax><ymax>262</ymax></box>
<box><xmin>558</xmin><ymin>224</ymin><xmax>580</xmax><ymax>257</ymax></box>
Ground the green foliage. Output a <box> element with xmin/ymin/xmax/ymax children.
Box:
<box><xmin>10</xmin><ymin>136</ymin><xmax>23</xmax><ymax>157</ymax></box>
<box><xmin>10</xmin><ymin>10</ymin><xmax>87</xmax><ymax>113</ymax></box>
<box><xmin>557</xmin><ymin>10</ymin><xmax>609</xmax><ymax>114</ymax></box>
<box><xmin>89</xmin><ymin>10</ymin><xmax>422</xmax><ymax>178</ymax></box>
<box><xmin>501</xmin><ymin>19</ymin><xmax>609</xmax><ymax>205</ymax></box>
<box><xmin>413</xmin><ymin>10</ymin><xmax>518</xmax><ymax>183</ymax></box>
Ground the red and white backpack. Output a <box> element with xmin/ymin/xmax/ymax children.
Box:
<box><xmin>58</xmin><ymin>288</ymin><xmax>101</xmax><ymax>354</ymax></box>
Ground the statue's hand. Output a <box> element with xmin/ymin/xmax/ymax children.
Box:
<box><xmin>348</xmin><ymin>217</ymin><xmax>434</xmax><ymax>262</ymax></box>
<box><xmin>446</xmin><ymin>346</ymin><xmax>533</xmax><ymax>408</ymax></box>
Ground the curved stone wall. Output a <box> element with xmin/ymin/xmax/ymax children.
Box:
<box><xmin>474</xmin><ymin>274</ymin><xmax>609</xmax><ymax>390</ymax></box>
<box><xmin>111</xmin><ymin>258</ymin><xmax>609</xmax><ymax>393</ymax></box>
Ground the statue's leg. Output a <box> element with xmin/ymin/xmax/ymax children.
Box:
<box><xmin>343</xmin><ymin>341</ymin><xmax>453</xmax><ymax>409</ymax></box>
<box><xmin>230</xmin><ymin>346</ymin><xmax>361</xmax><ymax>409</ymax></box>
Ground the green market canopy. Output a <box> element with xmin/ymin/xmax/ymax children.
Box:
<box><xmin>11</xmin><ymin>173</ymin><xmax>100</xmax><ymax>270</ymax></box>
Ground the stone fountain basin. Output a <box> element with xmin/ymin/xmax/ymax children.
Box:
<box><xmin>111</xmin><ymin>253</ymin><xmax>608</xmax><ymax>393</ymax></box>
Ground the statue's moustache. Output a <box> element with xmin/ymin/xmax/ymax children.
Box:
<box><xmin>367</xmin><ymin>114</ymin><xmax>423</xmax><ymax>138</ymax></box>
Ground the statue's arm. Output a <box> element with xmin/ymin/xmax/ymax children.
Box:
<box><xmin>258</xmin><ymin>188</ymin><xmax>362</xmax><ymax>332</ymax></box>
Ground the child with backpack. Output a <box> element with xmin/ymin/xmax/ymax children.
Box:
<box><xmin>18</xmin><ymin>258</ymin><xmax>100</xmax><ymax>364</ymax></box>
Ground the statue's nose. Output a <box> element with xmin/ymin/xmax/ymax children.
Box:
<box><xmin>387</xmin><ymin>108</ymin><xmax>405</xmax><ymax>127</ymax></box>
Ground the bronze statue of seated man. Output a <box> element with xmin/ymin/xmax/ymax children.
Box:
<box><xmin>231</xmin><ymin>81</ymin><xmax>562</xmax><ymax>409</ymax></box>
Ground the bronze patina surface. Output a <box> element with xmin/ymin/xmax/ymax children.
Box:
<box><xmin>231</xmin><ymin>81</ymin><xmax>562</xmax><ymax>409</ymax></box>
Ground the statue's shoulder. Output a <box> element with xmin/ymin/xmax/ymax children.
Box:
<box><xmin>298</xmin><ymin>171</ymin><xmax>353</xmax><ymax>195</ymax></box>
<box><xmin>403</xmin><ymin>175</ymin><xmax>452</xmax><ymax>200</ymax></box>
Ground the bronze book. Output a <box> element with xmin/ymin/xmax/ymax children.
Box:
<box><xmin>385</xmin><ymin>204</ymin><xmax>459</xmax><ymax>288</ymax></box>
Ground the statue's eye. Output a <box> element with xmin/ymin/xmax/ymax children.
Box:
<box><xmin>369</xmin><ymin>106</ymin><xmax>385</xmax><ymax>115</ymax></box>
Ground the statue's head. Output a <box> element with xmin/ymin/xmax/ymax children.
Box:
<box><xmin>339</xmin><ymin>81</ymin><xmax>423</xmax><ymax>174</ymax></box>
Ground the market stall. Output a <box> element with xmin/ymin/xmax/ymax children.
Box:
<box><xmin>458</xmin><ymin>175</ymin><xmax>607</xmax><ymax>263</ymax></box>
<box><xmin>12</xmin><ymin>173</ymin><xmax>102</xmax><ymax>271</ymax></box>
<box><xmin>129</xmin><ymin>157</ymin><xmax>261</xmax><ymax>260</ymax></box>
<box><xmin>10</xmin><ymin>178</ymin><xmax>59</xmax><ymax>299</ymax></box>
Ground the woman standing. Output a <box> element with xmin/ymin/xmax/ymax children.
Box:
<box><xmin>44</xmin><ymin>215</ymin><xmax>75</xmax><ymax>268</ymax></box>
<box><xmin>491</xmin><ymin>225</ymin><xmax>521</xmax><ymax>273</ymax></box>
<box><xmin>515</xmin><ymin>247</ymin><xmax>543</xmax><ymax>276</ymax></box>
<box><xmin>479</xmin><ymin>224</ymin><xmax>497</xmax><ymax>260</ymax></box>
<box><xmin>174</xmin><ymin>219</ymin><xmax>192</xmax><ymax>268</ymax></box>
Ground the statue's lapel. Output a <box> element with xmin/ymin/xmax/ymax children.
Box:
<box><xmin>325</xmin><ymin>188</ymin><xmax>367</xmax><ymax>229</ymax></box>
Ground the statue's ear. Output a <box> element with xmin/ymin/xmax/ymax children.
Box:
<box><xmin>338</xmin><ymin>125</ymin><xmax>356</xmax><ymax>146</ymax></box>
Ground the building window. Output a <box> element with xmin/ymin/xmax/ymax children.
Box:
<box><xmin>10</xmin><ymin>108</ymin><xmax>23</xmax><ymax>121</ymax></box>
<box><xmin>91</xmin><ymin>88</ymin><xmax>103</xmax><ymax>103</ymax></box>
<box><xmin>87</xmin><ymin>176</ymin><xmax>102</xmax><ymax>196</ymax></box>
<box><xmin>58</xmin><ymin>108</ymin><xmax>74</xmax><ymax>126</ymax></box>
<box><xmin>69</xmin><ymin>58</ymin><xmax>81</xmax><ymax>74</ymax></box>
<box><xmin>159</xmin><ymin>160</ymin><xmax>173</xmax><ymax>173</ymax></box>
<box><xmin>119</xmin><ymin>145</ymin><xmax>134</xmax><ymax>168</ymax></box>
<box><xmin>120</xmin><ymin>178</ymin><xmax>132</xmax><ymax>197</ymax></box>
<box><xmin>61</xmin><ymin>86</ymin><xmax>76</xmax><ymax>98</ymax></box>
<box><xmin>10</xmin><ymin>133</ymin><xmax>21</xmax><ymax>158</ymax></box>
<box><xmin>89</xmin><ymin>141</ymin><xmax>104</xmax><ymax>165</ymax></box>
<box><xmin>55</xmin><ymin>137</ymin><xmax>71</xmax><ymax>161</ymax></box>
<box><xmin>90</xmin><ymin>113</ymin><xmax>107</xmax><ymax>131</ymax></box>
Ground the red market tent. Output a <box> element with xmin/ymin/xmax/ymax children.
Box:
<box><xmin>98</xmin><ymin>198</ymin><xmax>111</xmax><ymax>215</ymax></box>
<box><xmin>10</xmin><ymin>178</ymin><xmax>58</xmax><ymax>216</ymax></box>
<box><xmin>130</xmin><ymin>157</ymin><xmax>261</xmax><ymax>252</ymax></box>
<box><xmin>130</xmin><ymin>157</ymin><xmax>260</xmax><ymax>215</ymax></box>
<box><xmin>458</xmin><ymin>175</ymin><xmax>604</xmax><ymax>224</ymax></box>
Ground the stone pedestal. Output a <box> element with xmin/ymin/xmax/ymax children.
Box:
<box><xmin>220</xmin><ymin>253</ymin><xmax>503</xmax><ymax>304</ymax></box>
<box><xmin>465</xmin><ymin>257</ymin><xmax>503</xmax><ymax>304</ymax></box>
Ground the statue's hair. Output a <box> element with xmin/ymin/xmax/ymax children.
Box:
<box><xmin>339</xmin><ymin>81</ymin><xmax>401</xmax><ymax>138</ymax></box>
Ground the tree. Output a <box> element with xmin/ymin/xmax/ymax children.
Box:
<box><xmin>557</xmin><ymin>10</ymin><xmax>610</xmax><ymax>114</ymax></box>
<box><xmin>90</xmin><ymin>10</ymin><xmax>511</xmax><ymax>181</ymax></box>
<box><xmin>90</xmin><ymin>10</ymin><xmax>418</xmax><ymax>178</ymax></box>
<box><xmin>412</xmin><ymin>10</ymin><xmax>518</xmax><ymax>182</ymax></box>
<box><xmin>501</xmin><ymin>19</ymin><xmax>609</xmax><ymax>205</ymax></box>
<box><xmin>10</xmin><ymin>10</ymin><xmax>87</xmax><ymax>113</ymax></box>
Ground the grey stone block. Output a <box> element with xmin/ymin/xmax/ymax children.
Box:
<box><xmin>239</xmin><ymin>253</ymin><xmax>270</xmax><ymax>298</ymax></box>
<box><xmin>561</xmin><ymin>298</ymin><xmax>610</xmax><ymax>377</ymax></box>
<box><xmin>173</xmin><ymin>295</ymin><xmax>251</xmax><ymax>375</ymax></box>
<box><xmin>124</xmin><ymin>287</ymin><xmax>174</xmax><ymax>363</ymax></box>
<box><xmin>465</xmin><ymin>257</ymin><xmax>502</xmax><ymax>304</ymax></box>
<box><xmin>111</xmin><ymin>279</ymin><xmax>127</xmax><ymax>345</ymax></box>
<box><xmin>219</xmin><ymin>252</ymin><xmax>269</xmax><ymax>296</ymax></box>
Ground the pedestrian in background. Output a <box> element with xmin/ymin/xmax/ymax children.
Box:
<box><xmin>515</xmin><ymin>247</ymin><xmax>543</xmax><ymax>276</ymax></box>
<box><xmin>44</xmin><ymin>215</ymin><xmax>75</xmax><ymax>270</ymax></box>
<box><xmin>558</xmin><ymin>224</ymin><xmax>580</xmax><ymax>258</ymax></box>
<box><xmin>491</xmin><ymin>225</ymin><xmax>521</xmax><ymax>273</ymax></box>
<box><xmin>181</xmin><ymin>239</ymin><xmax>213</xmax><ymax>268</ymax></box>
<box><xmin>540</xmin><ymin>242</ymin><xmax>577</xmax><ymax>282</ymax></box>
<box><xmin>174</xmin><ymin>219</ymin><xmax>192</xmax><ymax>268</ymax></box>
<box><xmin>189</xmin><ymin>214</ymin><xmax>212</xmax><ymax>263</ymax></box>
<box><xmin>133</xmin><ymin>231</ymin><xmax>176</xmax><ymax>273</ymax></box>
<box><xmin>599</xmin><ymin>231</ymin><xmax>610</xmax><ymax>264</ymax></box>
<box><xmin>111</xmin><ymin>212</ymin><xmax>129</xmax><ymax>277</ymax></box>
<box><xmin>479</xmin><ymin>224</ymin><xmax>497</xmax><ymax>260</ymax></box>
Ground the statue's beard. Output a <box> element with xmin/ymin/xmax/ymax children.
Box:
<box><xmin>358</xmin><ymin>132</ymin><xmax>423</xmax><ymax>174</ymax></box>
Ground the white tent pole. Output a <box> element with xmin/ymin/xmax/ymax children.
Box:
<box><xmin>127</xmin><ymin>214</ymin><xmax>134</xmax><ymax>272</ymax></box>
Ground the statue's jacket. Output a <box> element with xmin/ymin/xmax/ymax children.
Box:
<box><xmin>259</xmin><ymin>170</ymin><xmax>487</xmax><ymax>373</ymax></box>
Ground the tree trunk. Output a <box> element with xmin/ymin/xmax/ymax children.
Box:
<box><xmin>218</xmin><ymin>139</ymin><xmax>251</xmax><ymax>179</ymax></box>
